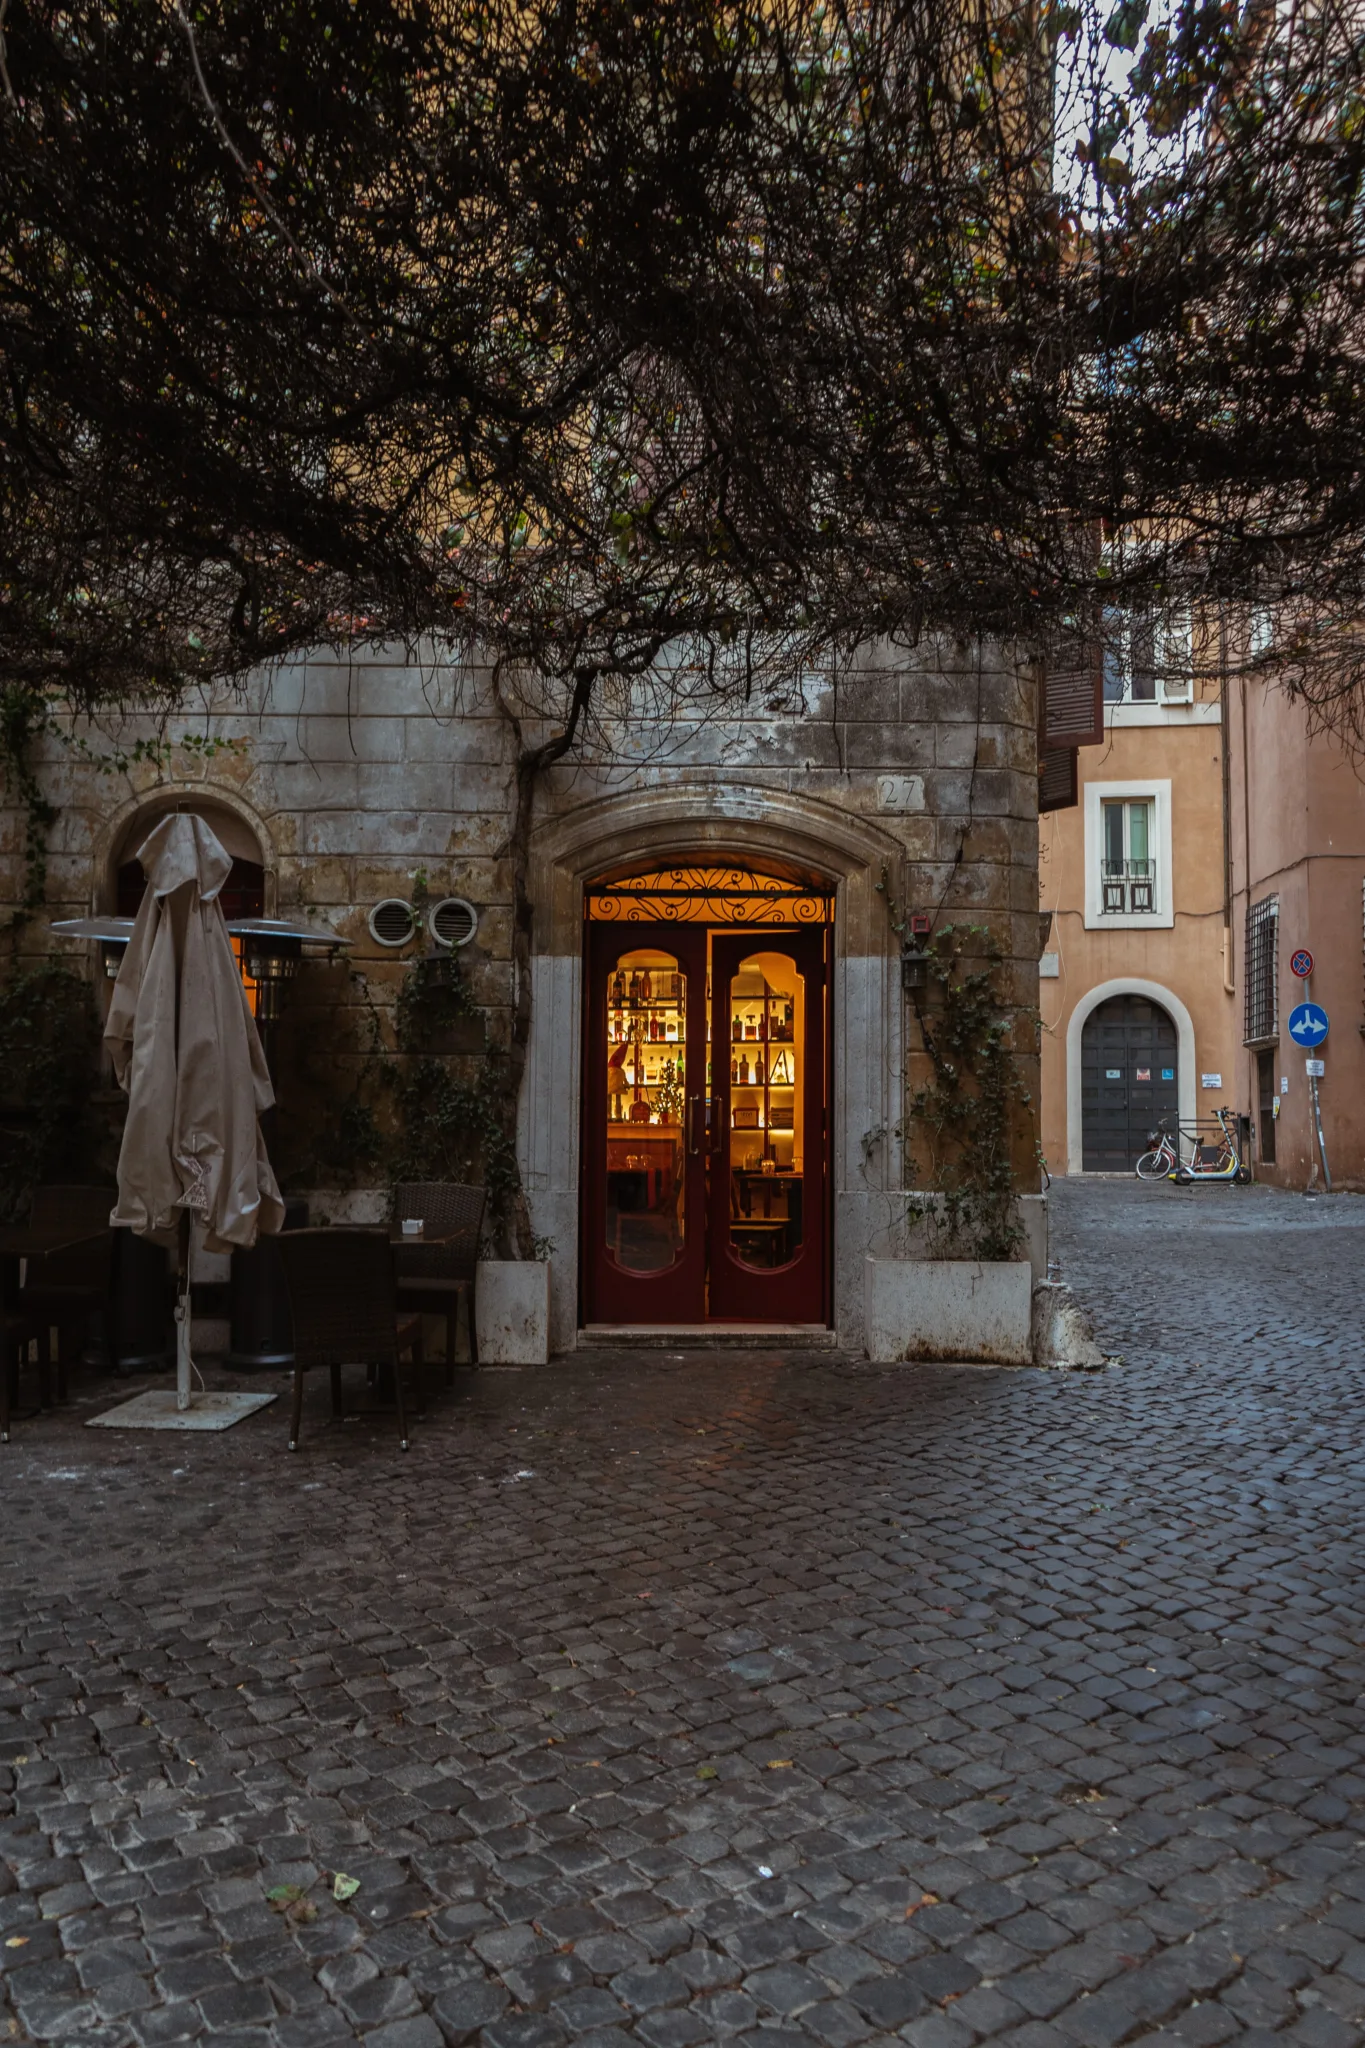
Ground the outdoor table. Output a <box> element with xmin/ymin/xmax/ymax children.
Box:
<box><xmin>389</xmin><ymin>1222</ymin><xmax>464</xmax><ymax>1272</ymax></box>
<box><xmin>0</xmin><ymin>1224</ymin><xmax>110</xmax><ymax>1307</ymax></box>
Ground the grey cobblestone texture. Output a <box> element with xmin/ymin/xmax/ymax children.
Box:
<box><xmin>2</xmin><ymin>1176</ymin><xmax>1363</xmax><ymax>2047</ymax></box>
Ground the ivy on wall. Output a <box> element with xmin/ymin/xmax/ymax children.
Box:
<box><xmin>303</xmin><ymin>946</ymin><xmax>524</xmax><ymax>1249</ymax></box>
<box><xmin>0</xmin><ymin>964</ymin><xmax>102</xmax><ymax>1217</ymax></box>
<box><xmin>0</xmin><ymin>685</ymin><xmax>58</xmax><ymax>929</ymax></box>
<box><xmin>878</xmin><ymin>869</ymin><xmax>1033</xmax><ymax>1263</ymax></box>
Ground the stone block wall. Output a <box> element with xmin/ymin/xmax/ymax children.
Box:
<box><xmin>0</xmin><ymin>636</ymin><xmax>1042</xmax><ymax>1339</ymax></box>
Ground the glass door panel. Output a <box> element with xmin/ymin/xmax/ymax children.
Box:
<box><xmin>583</xmin><ymin>925</ymin><xmax>707</xmax><ymax>1323</ymax></box>
<box><xmin>709</xmin><ymin>930</ymin><xmax>826</xmax><ymax>1323</ymax></box>
<box><xmin>605</xmin><ymin>949</ymin><xmax>688</xmax><ymax>1274</ymax></box>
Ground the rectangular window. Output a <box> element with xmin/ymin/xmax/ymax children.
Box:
<box><xmin>1101</xmin><ymin>799</ymin><xmax>1157</xmax><ymax>914</ymax></box>
<box><xmin>1244</xmin><ymin>896</ymin><xmax>1279</xmax><ymax>1045</ymax></box>
<box><xmin>1102</xmin><ymin>608</ymin><xmax>1191</xmax><ymax>704</ymax></box>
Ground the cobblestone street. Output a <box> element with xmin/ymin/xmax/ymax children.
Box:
<box><xmin>3</xmin><ymin>1178</ymin><xmax>1364</xmax><ymax>2048</ymax></box>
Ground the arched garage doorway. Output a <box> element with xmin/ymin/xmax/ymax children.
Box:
<box><xmin>1081</xmin><ymin>993</ymin><xmax>1179</xmax><ymax>1171</ymax></box>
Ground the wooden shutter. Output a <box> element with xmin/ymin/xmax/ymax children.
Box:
<box><xmin>1038</xmin><ymin>746</ymin><xmax>1078</xmax><ymax>814</ymax></box>
<box><xmin>1041</xmin><ymin>630</ymin><xmax>1104</xmax><ymax>749</ymax></box>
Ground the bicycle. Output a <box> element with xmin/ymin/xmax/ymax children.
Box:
<box><xmin>1134</xmin><ymin>1121</ymin><xmax>1179</xmax><ymax>1179</ymax></box>
<box><xmin>1135</xmin><ymin>1107</ymin><xmax>1250</xmax><ymax>1183</ymax></box>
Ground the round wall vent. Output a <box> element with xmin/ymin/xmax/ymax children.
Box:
<box><xmin>368</xmin><ymin>898</ymin><xmax>418</xmax><ymax>948</ymax></box>
<box><xmin>429</xmin><ymin>897</ymin><xmax>478</xmax><ymax>948</ymax></box>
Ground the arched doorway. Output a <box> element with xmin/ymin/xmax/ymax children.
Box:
<box><xmin>110</xmin><ymin>799</ymin><xmax>268</xmax><ymax>1012</ymax></box>
<box><xmin>113</xmin><ymin>800</ymin><xmax>266</xmax><ymax>921</ymax></box>
<box><xmin>581</xmin><ymin>862</ymin><xmax>833</xmax><ymax>1325</ymax></box>
<box><xmin>1081</xmin><ymin>993</ymin><xmax>1179</xmax><ymax>1171</ymax></box>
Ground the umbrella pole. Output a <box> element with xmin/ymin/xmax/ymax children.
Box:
<box><xmin>175</xmin><ymin>1209</ymin><xmax>193</xmax><ymax>1411</ymax></box>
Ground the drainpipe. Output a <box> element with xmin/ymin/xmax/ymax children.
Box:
<box><xmin>1227</xmin><ymin>602</ymin><xmax>1236</xmax><ymax>995</ymax></box>
<box><xmin>1219</xmin><ymin>608</ymin><xmax>1234</xmax><ymax>998</ymax></box>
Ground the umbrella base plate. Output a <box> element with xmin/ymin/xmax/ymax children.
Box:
<box><xmin>88</xmin><ymin>1390</ymin><xmax>278</xmax><ymax>1432</ymax></box>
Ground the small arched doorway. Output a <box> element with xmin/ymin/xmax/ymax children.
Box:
<box><xmin>1081</xmin><ymin>993</ymin><xmax>1179</xmax><ymax>1171</ymax></box>
<box><xmin>114</xmin><ymin>801</ymin><xmax>265</xmax><ymax>921</ymax></box>
<box><xmin>111</xmin><ymin>799</ymin><xmax>268</xmax><ymax>1011</ymax></box>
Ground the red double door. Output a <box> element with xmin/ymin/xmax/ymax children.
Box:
<box><xmin>582</xmin><ymin>923</ymin><xmax>827</xmax><ymax>1325</ymax></box>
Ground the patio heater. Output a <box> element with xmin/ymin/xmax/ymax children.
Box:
<box><xmin>53</xmin><ymin>910</ymin><xmax>350</xmax><ymax>1374</ymax></box>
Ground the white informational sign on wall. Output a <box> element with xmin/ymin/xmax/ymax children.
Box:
<box><xmin>1201</xmin><ymin>1073</ymin><xmax>1223</xmax><ymax>1088</ymax></box>
<box><xmin>1306</xmin><ymin>1057</ymin><xmax>1326</xmax><ymax>1078</ymax></box>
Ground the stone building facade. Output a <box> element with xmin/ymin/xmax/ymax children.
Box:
<box><xmin>1226</xmin><ymin>681</ymin><xmax>1365</xmax><ymax>1192</ymax></box>
<box><xmin>5</xmin><ymin>639</ymin><xmax>1043</xmax><ymax>1352</ymax></box>
<box><xmin>1038</xmin><ymin>654</ymin><xmax>1236</xmax><ymax>1175</ymax></box>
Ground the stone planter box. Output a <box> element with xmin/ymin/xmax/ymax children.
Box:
<box><xmin>864</xmin><ymin>1255</ymin><xmax>1033</xmax><ymax>1365</ymax></box>
<box><xmin>475</xmin><ymin>1260</ymin><xmax>551</xmax><ymax>1364</ymax></box>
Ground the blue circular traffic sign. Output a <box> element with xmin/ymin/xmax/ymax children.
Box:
<box><xmin>1290</xmin><ymin>948</ymin><xmax>1314</xmax><ymax>979</ymax></box>
<box><xmin>1288</xmin><ymin>1001</ymin><xmax>1329</xmax><ymax>1047</ymax></box>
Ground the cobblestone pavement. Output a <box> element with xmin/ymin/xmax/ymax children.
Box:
<box><xmin>3</xmin><ymin>1178</ymin><xmax>1365</xmax><ymax>2048</ymax></box>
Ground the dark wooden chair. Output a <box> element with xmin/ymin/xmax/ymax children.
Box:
<box><xmin>392</xmin><ymin>1183</ymin><xmax>485</xmax><ymax>1379</ymax></box>
<box><xmin>277</xmin><ymin>1229</ymin><xmax>423</xmax><ymax>1452</ymax></box>
<box><xmin>20</xmin><ymin>1187</ymin><xmax>116</xmax><ymax>1394</ymax></box>
<box><xmin>1</xmin><ymin>1313</ymin><xmax>54</xmax><ymax>1444</ymax></box>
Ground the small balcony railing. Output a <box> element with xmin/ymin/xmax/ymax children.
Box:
<box><xmin>1102</xmin><ymin>858</ymin><xmax>1157</xmax><ymax>914</ymax></box>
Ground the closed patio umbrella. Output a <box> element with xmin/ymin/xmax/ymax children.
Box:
<box><xmin>103</xmin><ymin>813</ymin><xmax>284</xmax><ymax>1417</ymax></box>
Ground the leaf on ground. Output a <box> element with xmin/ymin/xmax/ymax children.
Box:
<box><xmin>905</xmin><ymin>1892</ymin><xmax>939</xmax><ymax>1917</ymax></box>
<box><xmin>4</xmin><ymin>1937</ymin><xmax>29</xmax><ymax>1948</ymax></box>
<box><xmin>765</xmin><ymin>1759</ymin><xmax>794</xmax><ymax>1769</ymax></box>
<box><xmin>267</xmin><ymin>1885</ymin><xmax>304</xmax><ymax>1908</ymax></box>
<box><xmin>332</xmin><ymin>1874</ymin><xmax>361</xmax><ymax>1902</ymax></box>
<box><xmin>696</xmin><ymin>1765</ymin><xmax>718</xmax><ymax>1780</ymax></box>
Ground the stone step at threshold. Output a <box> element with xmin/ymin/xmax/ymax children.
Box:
<box><xmin>578</xmin><ymin>1324</ymin><xmax>838</xmax><ymax>1350</ymax></box>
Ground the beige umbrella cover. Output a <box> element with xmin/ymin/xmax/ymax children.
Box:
<box><xmin>105</xmin><ymin>813</ymin><xmax>285</xmax><ymax>1253</ymax></box>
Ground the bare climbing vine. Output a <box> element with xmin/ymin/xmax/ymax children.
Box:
<box><xmin>878</xmin><ymin>868</ymin><xmax>1032</xmax><ymax>1262</ymax></box>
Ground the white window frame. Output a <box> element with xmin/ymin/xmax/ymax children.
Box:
<box><xmin>1103</xmin><ymin>606</ymin><xmax>1195</xmax><ymax>708</ymax></box>
<box><xmin>1084</xmin><ymin>779</ymin><xmax>1174</xmax><ymax>930</ymax></box>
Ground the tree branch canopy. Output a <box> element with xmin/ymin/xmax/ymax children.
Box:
<box><xmin>3</xmin><ymin>0</ymin><xmax>1365</xmax><ymax>726</ymax></box>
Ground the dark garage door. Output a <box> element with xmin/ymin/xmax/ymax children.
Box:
<box><xmin>1081</xmin><ymin>994</ymin><xmax>1179</xmax><ymax>1171</ymax></box>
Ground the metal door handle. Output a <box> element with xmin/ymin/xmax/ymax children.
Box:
<box><xmin>688</xmin><ymin>1094</ymin><xmax>700</xmax><ymax>1155</ymax></box>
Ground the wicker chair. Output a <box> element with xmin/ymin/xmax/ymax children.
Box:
<box><xmin>277</xmin><ymin>1229</ymin><xmax>423</xmax><ymax>1452</ymax></box>
<box><xmin>392</xmin><ymin>1183</ymin><xmax>485</xmax><ymax>1380</ymax></box>
<box><xmin>1</xmin><ymin>1313</ymin><xmax>54</xmax><ymax>1444</ymax></box>
<box><xmin>19</xmin><ymin>1186</ymin><xmax>116</xmax><ymax>1394</ymax></box>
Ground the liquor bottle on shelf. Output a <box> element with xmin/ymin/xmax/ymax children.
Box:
<box><xmin>730</xmin><ymin>1055</ymin><xmax>739</xmax><ymax>1085</ymax></box>
<box><xmin>640</xmin><ymin>970</ymin><xmax>652</xmax><ymax>1001</ymax></box>
<box><xmin>755</xmin><ymin>1049</ymin><xmax>765</xmax><ymax>1084</ymax></box>
<box><xmin>731</xmin><ymin>1014</ymin><xmax>741</xmax><ymax>1042</ymax></box>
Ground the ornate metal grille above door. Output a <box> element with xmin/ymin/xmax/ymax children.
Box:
<box><xmin>585</xmin><ymin>865</ymin><xmax>833</xmax><ymax>926</ymax></box>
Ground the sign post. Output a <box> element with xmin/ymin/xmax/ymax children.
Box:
<box><xmin>1288</xmin><ymin>1001</ymin><xmax>1332</xmax><ymax>1191</ymax></box>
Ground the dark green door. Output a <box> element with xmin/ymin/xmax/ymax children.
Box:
<box><xmin>1081</xmin><ymin>995</ymin><xmax>1179</xmax><ymax>1171</ymax></box>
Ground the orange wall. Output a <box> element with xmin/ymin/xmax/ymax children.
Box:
<box><xmin>1039</xmin><ymin>713</ymin><xmax>1238</xmax><ymax>1173</ymax></box>
<box><xmin>1227</xmin><ymin>682</ymin><xmax>1365</xmax><ymax>1190</ymax></box>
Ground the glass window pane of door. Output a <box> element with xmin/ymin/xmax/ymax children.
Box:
<box><xmin>605</xmin><ymin>949</ymin><xmax>687</xmax><ymax>1274</ymax></box>
<box><xmin>1103</xmin><ymin>801</ymin><xmax>1125</xmax><ymax>868</ymax></box>
<box><xmin>726</xmin><ymin>952</ymin><xmax>803</xmax><ymax>1272</ymax></box>
<box><xmin>1128</xmin><ymin>800</ymin><xmax>1150</xmax><ymax>868</ymax></box>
